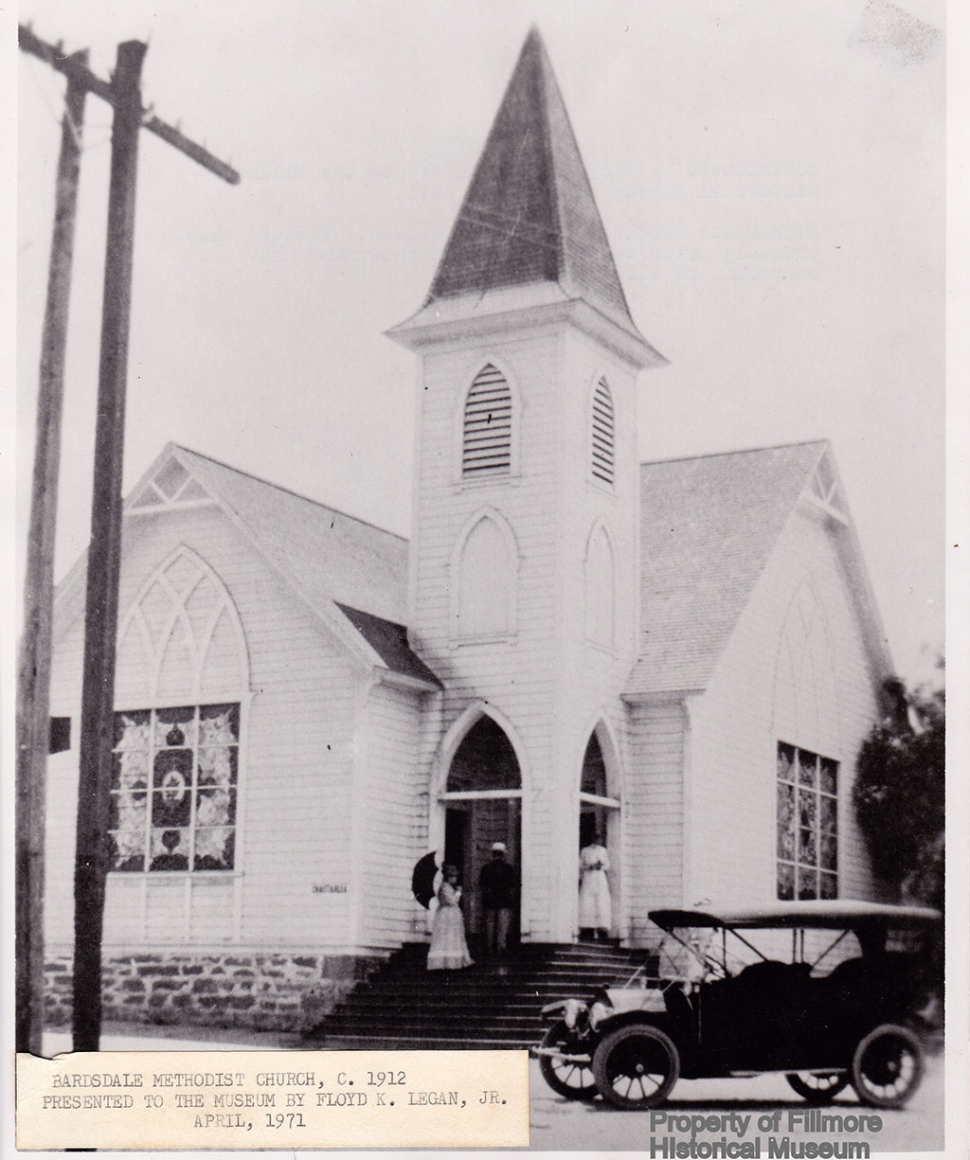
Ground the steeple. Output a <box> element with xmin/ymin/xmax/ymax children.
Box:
<box><xmin>392</xmin><ymin>28</ymin><xmax>662</xmax><ymax>363</ymax></box>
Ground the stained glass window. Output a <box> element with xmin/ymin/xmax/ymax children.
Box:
<box><xmin>109</xmin><ymin>704</ymin><xmax>239</xmax><ymax>873</ymax></box>
<box><xmin>776</xmin><ymin>742</ymin><xmax>837</xmax><ymax>900</ymax></box>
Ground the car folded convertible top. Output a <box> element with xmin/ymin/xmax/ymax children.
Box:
<box><xmin>649</xmin><ymin>900</ymin><xmax>940</xmax><ymax>931</ymax></box>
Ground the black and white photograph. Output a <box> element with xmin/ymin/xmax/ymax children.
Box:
<box><xmin>9</xmin><ymin>0</ymin><xmax>963</xmax><ymax>1156</ymax></box>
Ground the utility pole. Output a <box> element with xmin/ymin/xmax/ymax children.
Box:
<box><xmin>72</xmin><ymin>38</ymin><xmax>147</xmax><ymax>1054</ymax></box>
<box><xmin>17</xmin><ymin>25</ymin><xmax>239</xmax><ymax>1054</ymax></box>
<box><xmin>16</xmin><ymin>48</ymin><xmax>89</xmax><ymax>1058</ymax></box>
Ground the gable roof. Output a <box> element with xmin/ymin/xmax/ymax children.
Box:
<box><xmin>55</xmin><ymin>445</ymin><xmax>440</xmax><ymax>689</ymax></box>
<box><xmin>421</xmin><ymin>28</ymin><xmax>647</xmax><ymax>346</ymax></box>
<box><xmin>172</xmin><ymin>446</ymin><xmax>408</xmax><ymax>626</ymax></box>
<box><xmin>626</xmin><ymin>440</ymin><xmax>891</xmax><ymax>696</ymax></box>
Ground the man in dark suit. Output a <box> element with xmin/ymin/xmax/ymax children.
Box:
<box><xmin>480</xmin><ymin>842</ymin><xmax>516</xmax><ymax>955</ymax></box>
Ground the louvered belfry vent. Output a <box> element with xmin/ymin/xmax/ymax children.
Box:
<box><xmin>462</xmin><ymin>364</ymin><xmax>512</xmax><ymax>477</ymax></box>
<box><xmin>591</xmin><ymin>377</ymin><xmax>615</xmax><ymax>485</ymax></box>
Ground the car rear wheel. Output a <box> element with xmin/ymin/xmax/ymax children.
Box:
<box><xmin>850</xmin><ymin>1024</ymin><xmax>924</xmax><ymax>1109</ymax></box>
<box><xmin>538</xmin><ymin>1021</ymin><xmax>597</xmax><ymax>1100</ymax></box>
<box><xmin>785</xmin><ymin>1072</ymin><xmax>849</xmax><ymax>1103</ymax></box>
<box><xmin>593</xmin><ymin>1024</ymin><xmax>680</xmax><ymax>1110</ymax></box>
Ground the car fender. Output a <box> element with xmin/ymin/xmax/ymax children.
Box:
<box><xmin>594</xmin><ymin>1009</ymin><xmax>683</xmax><ymax>1046</ymax></box>
<box><xmin>593</xmin><ymin>1010</ymin><xmax>698</xmax><ymax>1072</ymax></box>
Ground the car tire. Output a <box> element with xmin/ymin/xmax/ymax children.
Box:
<box><xmin>538</xmin><ymin>1021</ymin><xmax>597</xmax><ymax>1100</ymax></box>
<box><xmin>785</xmin><ymin>1072</ymin><xmax>849</xmax><ymax>1103</ymax></box>
<box><xmin>850</xmin><ymin>1023</ymin><xmax>924</xmax><ymax>1109</ymax></box>
<box><xmin>592</xmin><ymin>1024</ymin><xmax>680</xmax><ymax>1110</ymax></box>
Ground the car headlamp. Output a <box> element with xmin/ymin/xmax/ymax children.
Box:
<box><xmin>562</xmin><ymin>999</ymin><xmax>586</xmax><ymax>1029</ymax></box>
<box><xmin>589</xmin><ymin>999</ymin><xmax>613</xmax><ymax>1029</ymax></box>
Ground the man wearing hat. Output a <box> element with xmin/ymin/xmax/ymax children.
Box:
<box><xmin>479</xmin><ymin>841</ymin><xmax>516</xmax><ymax>955</ymax></box>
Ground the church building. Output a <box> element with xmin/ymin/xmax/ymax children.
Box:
<box><xmin>43</xmin><ymin>30</ymin><xmax>892</xmax><ymax>1030</ymax></box>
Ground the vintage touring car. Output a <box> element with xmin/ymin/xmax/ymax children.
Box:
<box><xmin>534</xmin><ymin>901</ymin><xmax>940</xmax><ymax>1110</ymax></box>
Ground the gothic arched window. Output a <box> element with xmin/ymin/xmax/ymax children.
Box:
<box><xmin>454</xmin><ymin>512</ymin><xmax>517</xmax><ymax>640</ymax></box>
<box><xmin>462</xmin><ymin>364</ymin><xmax>512</xmax><ymax>477</ymax></box>
<box><xmin>773</xmin><ymin>583</ymin><xmax>840</xmax><ymax>902</ymax></box>
<box><xmin>110</xmin><ymin>548</ymin><xmax>248</xmax><ymax>874</ymax></box>
<box><xmin>591</xmin><ymin>376</ymin><xmax>615</xmax><ymax>486</ymax></box>
<box><xmin>585</xmin><ymin>524</ymin><xmax>615</xmax><ymax>647</ymax></box>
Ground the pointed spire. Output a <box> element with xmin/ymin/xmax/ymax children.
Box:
<box><xmin>424</xmin><ymin>28</ymin><xmax>643</xmax><ymax>340</ymax></box>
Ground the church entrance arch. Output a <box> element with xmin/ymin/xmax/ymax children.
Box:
<box><xmin>578</xmin><ymin>728</ymin><xmax>621</xmax><ymax>939</ymax></box>
<box><xmin>441</xmin><ymin>714</ymin><xmax>522</xmax><ymax>946</ymax></box>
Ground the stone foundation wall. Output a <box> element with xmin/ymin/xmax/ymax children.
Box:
<box><xmin>43</xmin><ymin>951</ymin><xmax>383</xmax><ymax>1033</ymax></box>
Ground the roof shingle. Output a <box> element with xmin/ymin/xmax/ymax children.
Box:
<box><xmin>628</xmin><ymin>441</ymin><xmax>828</xmax><ymax>695</ymax></box>
<box><xmin>425</xmin><ymin>28</ymin><xmax>644</xmax><ymax>342</ymax></box>
<box><xmin>173</xmin><ymin>447</ymin><xmax>410</xmax><ymax>628</ymax></box>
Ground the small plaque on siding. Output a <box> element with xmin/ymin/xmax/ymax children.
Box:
<box><xmin>312</xmin><ymin>884</ymin><xmax>348</xmax><ymax>893</ymax></box>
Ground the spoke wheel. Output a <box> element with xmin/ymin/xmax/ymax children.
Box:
<box><xmin>538</xmin><ymin>1021</ymin><xmax>596</xmax><ymax>1100</ymax></box>
<box><xmin>851</xmin><ymin>1024</ymin><xmax>924</xmax><ymax>1109</ymax></box>
<box><xmin>786</xmin><ymin>1072</ymin><xmax>849</xmax><ymax>1103</ymax></box>
<box><xmin>593</xmin><ymin>1024</ymin><xmax>680</xmax><ymax>1110</ymax></box>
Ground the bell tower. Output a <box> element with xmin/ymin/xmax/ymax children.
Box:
<box><xmin>389</xmin><ymin>28</ymin><xmax>666</xmax><ymax>942</ymax></box>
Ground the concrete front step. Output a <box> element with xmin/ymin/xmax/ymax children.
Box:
<box><xmin>318</xmin><ymin>1035</ymin><xmax>533</xmax><ymax>1051</ymax></box>
<box><xmin>330</xmin><ymin>993</ymin><xmax>559</xmax><ymax>1011</ymax></box>
<box><xmin>324</xmin><ymin>1011</ymin><xmax>549</xmax><ymax>1030</ymax></box>
<box><xmin>348</xmin><ymin>976</ymin><xmax>642</xmax><ymax>999</ymax></box>
<box><xmin>307</xmin><ymin>941</ymin><xmax>652</xmax><ymax>1050</ymax></box>
<box><xmin>323</xmin><ymin>1025</ymin><xmax>543</xmax><ymax>1043</ymax></box>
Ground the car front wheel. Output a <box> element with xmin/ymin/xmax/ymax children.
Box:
<box><xmin>850</xmin><ymin>1024</ymin><xmax>924</xmax><ymax>1109</ymax></box>
<box><xmin>785</xmin><ymin>1072</ymin><xmax>849</xmax><ymax>1103</ymax></box>
<box><xmin>592</xmin><ymin>1024</ymin><xmax>680</xmax><ymax>1110</ymax></box>
<box><xmin>538</xmin><ymin>1021</ymin><xmax>597</xmax><ymax>1100</ymax></box>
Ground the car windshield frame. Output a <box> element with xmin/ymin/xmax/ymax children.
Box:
<box><xmin>644</xmin><ymin>901</ymin><xmax>940</xmax><ymax>985</ymax></box>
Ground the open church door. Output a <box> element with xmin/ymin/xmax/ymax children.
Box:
<box><xmin>579</xmin><ymin>731</ymin><xmax>621</xmax><ymax>939</ymax></box>
<box><xmin>442</xmin><ymin>717</ymin><xmax>522</xmax><ymax>945</ymax></box>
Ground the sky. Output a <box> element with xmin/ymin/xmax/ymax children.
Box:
<box><xmin>13</xmin><ymin>0</ymin><xmax>947</xmax><ymax>686</ymax></box>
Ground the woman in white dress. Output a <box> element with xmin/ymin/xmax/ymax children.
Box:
<box><xmin>427</xmin><ymin>865</ymin><xmax>474</xmax><ymax>970</ymax></box>
<box><xmin>578</xmin><ymin>837</ymin><xmax>611</xmax><ymax>940</ymax></box>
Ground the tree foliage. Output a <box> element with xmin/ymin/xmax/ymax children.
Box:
<box><xmin>854</xmin><ymin>670</ymin><xmax>945</xmax><ymax>910</ymax></box>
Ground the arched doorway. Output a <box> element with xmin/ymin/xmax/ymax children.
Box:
<box><xmin>442</xmin><ymin>716</ymin><xmax>522</xmax><ymax>946</ymax></box>
<box><xmin>578</xmin><ymin>731</ymin><xmax>621</xmax><ymax>938</ymax></box>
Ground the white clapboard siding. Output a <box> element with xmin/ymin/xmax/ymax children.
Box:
<box><xmin>624</xmin><ymin>700</ymin><xmax>687</xmax><ymax>943</ymax></box>
<box><xmin>687</xmin><ymin>504</ymin><xmax>881</xmax><ymax>906</ymax></box>
<box><xmin>409</xmin><ymin>321</ymin><xmax>642</xmax><ymax>941</ymax></box>
<box><xmin>356</xmin><ymin>683</ymin><xmax>429</xmax><ymax>949</ymax></box>
<box><xmin>46</xmin><ymin>501</ymin><xmax>367</xmax><ymax>955</ymax></box>
<box><xmin>42</xmin><ymin>750</ymin><xmax>80</xmax><ymax>944</ymax></box>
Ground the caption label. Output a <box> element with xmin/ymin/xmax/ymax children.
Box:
<box><xmin>17</xmin><ymin>1049</ymin><xmax>529</xmax><ymax>1150</ymax></box>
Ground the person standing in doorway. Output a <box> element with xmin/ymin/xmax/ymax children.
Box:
<box><xmin>427</xmin><ymin>865</ymin><xmax>474</xmax><ymax>971</ymax></box>
<box><xmin>480</xmin><ymin>842</ymin><xmax>516</xmax><ymax>955</ymax></box>
<box><xmin>578</xmin><ymin>833</ymin><xmax>611</xmax><ymax>940</ymax></box>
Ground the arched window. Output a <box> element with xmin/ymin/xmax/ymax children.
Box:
<box><xmin>578</xmin><ymin>729</ymin><xmax>621</xmax><ymax>888</ymax></box>
<box><xmin>591</xmin><ymin>376</ymin><xmax>615</xmax><ymax>485</ymax></box>
<box><xmin>455</xmin><ymin>513</ymin><xmax>516</xmax><ymax>640</ymax></box>
<box><xmin>111</xmin><ymin>548</ymin><xmax>248</xmax><ymax>874</ymax></box>
<box><xmin>462</xmin><ymin>364</ymin><xmax>512</xmax><ymax>477</ymax></box>
<box><xmin>585</xmin><ymin>524</ymin><xmax>615</xmax><ymax>647</ymax></box>
<box><xmin>773</xmin><ymin>583</ymin><xmax>840</xmax><ymax>902</ymax></box>
<box><xmin>772</xmin><ymin>583</ymin><xmax>839</xmax><ymax>756</ymax></box>
<box><xmin>447</xmin><ymin>717</ymin><xmax>522</xmax><ymax>793</ymax></box>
